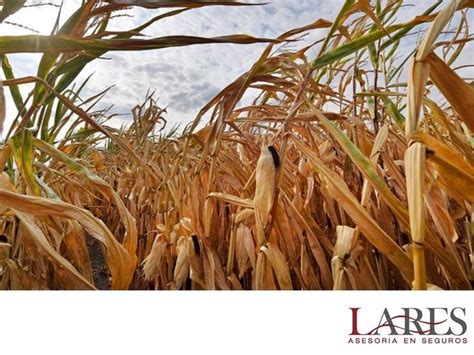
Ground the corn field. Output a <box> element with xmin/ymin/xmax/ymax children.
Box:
<box><xmin>0</xmin><ymin>0</ymin><xmax>473</xmax><ymax>290</ymax></box>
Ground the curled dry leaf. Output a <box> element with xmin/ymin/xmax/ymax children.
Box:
<box><xmin>411</xmin><ymin>132</ymin><xmax>474</xmax><ymax>203</ymax></box>
<box><xmin>261</xmin><ymin>243</ymin><xmax>292</xmax><ymax>290</ymax></box>
<box><xmin>235</xmin><ymin>223</ymin><xmax>253</xmax><ymax>278</ymax></box>
<box><xmin>0</xmin><ymin>189</ymin><xmax>134</xmax><ymax>289</ymax></box>
<box><xmin>426</xmin><ymin>52</ymin><xmax>474</xmax><ymax>132</ymax></box>
<box><xmin>291</xmin><ymin>135</ymin><xmax>414</xmax><ymax>284</ymax></box>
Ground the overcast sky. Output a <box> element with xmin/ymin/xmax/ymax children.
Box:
<box><xmin>0</xmin><ymin>1</ymin><xmax>472</xmax><ymax>131</ymax></box>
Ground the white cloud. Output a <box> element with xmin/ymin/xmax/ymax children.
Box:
<box><xmin>0</xmin><ymin>1</ymin><xmax>344</xmax><ymax>130</ymax></box>
<box><xmin>0</xmin><ymin>1</ymin><xmax>472</xmax><ymax>132</ymax></box>
<box><xmin>73</xmin><ymin>0</ymin><xmax>346</xmax><ymax>127</ymax></box>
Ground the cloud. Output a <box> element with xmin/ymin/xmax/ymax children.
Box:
<box><xmin>0</xmin><ymin>1</ymin><xmax>347</xmax><ymax>129</ymax></box>
<box><xmin>1</xmin><ymin>1</ymin><xmax>473</xmax><ymax>133</ymax></box>
<box><xmin>169</xmin><ymin>82</ymin><xmax>219</xmax><ymax>111</ymax></box>
<box><xmin>74</xmin><ymin>0</ymin><xmax>346</xmax><ymax>125</ymax></box>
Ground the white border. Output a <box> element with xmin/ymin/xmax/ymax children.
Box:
<box><xmin>0</xmin><ymin>291</ymin><xmax>472</xmax><ymax>355</ymax></box>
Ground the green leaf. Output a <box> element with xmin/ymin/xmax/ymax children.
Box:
<box><xmin>0</xmin><ymin>54</ymin><xmax>24</xmax><ymax>114</ymax></box>
<box><xmin>0</xmin><ymin>34</ymin><xmax>278</xmax><ymax>54</ymax></box>
<box><xmin>381</xmin><ymin>96</ymin><xmax>405</xmax><ymax>128</ymax></box>
<box><xmin>319</xmin><ymin>0</ymin><xmax>356</xmax><ymax>55</ymax></box>
<box><xmin>11</xmin><ymin>130</ymin><xmax>41</xmax><ymax>196</ymax></box>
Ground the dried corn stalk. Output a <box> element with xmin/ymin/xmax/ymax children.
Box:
<box><xmin>405</xmin><ymin>143</ymin><xmax>427</xmax><ymax>290</ymax></box>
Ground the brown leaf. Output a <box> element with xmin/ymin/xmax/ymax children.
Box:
<box><xmin>0</xmin><ymin>189</ymin><xmax>134</xmax><ymax>289</ymax></box>
<box><xmin>426</xmin><ymin>52</ymin><xmax>474</xmax><ymax>132</ymax></box>
<box><xmin>261</xmin><ymin>243</ymin><xmax>292</xmax><ymax>290</ymax></box>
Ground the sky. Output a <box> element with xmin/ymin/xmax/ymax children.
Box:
<box><xmin>0</xmin><ymin>1</ymin><xmax>472</xmax><ymax>132</ymax></box>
